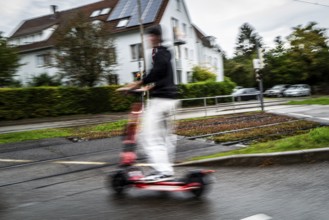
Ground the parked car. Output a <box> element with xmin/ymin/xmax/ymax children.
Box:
<box><xmin>233</xmin><ymin>86</ymin><xmax>243</xmax><ymax>93</ymax></box>
<box><xmin>283</xmin><ymin>84</ymin><xmax>311</xmax><ymax>97</ymax></box>
<box><xmin>232</xmin><ymin>88</ymin><xmax>260</xmax><ymax>101</ymax></box>
<box><xmin>264</xmin><ymin>84</ymin><xmax>290</xmax><ymax>97</ymax></box>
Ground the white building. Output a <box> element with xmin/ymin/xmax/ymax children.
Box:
<box><xmin>9</xmin><ymin>0</ymin><xmax>224</xmax><ymax>85</ymax></box>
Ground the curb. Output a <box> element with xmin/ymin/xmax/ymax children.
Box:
<box><xmin>176</xmin><ymin>147</ymin><xmax>329</xmax><ymax>167</ymax></box>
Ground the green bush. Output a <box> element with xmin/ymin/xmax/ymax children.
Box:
<box><xmin>0</xmin><ymin>78</ymin><xmax>235</xmax><ymax>120</ymax></box>
<box><xmin>0</xmin><ymin>86</ymin><xmax>135</xmax><ymax>120</ymax></box>
<box><xmin>178</xmin><ymin>77</ymin><xmax>235</xmax><ymax>106</ymax></box>
<box><xmin>192</xmin><ymin>66</ymin><xmax>217</xmax><ymax>82</ymax></box>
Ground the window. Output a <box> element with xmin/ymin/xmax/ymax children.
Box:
<box><xmin>90</xmin><ymin>8</ymin><xmax>111</xmax><ymax>17</ymax></box>
<box><xmin>174</xmin><ymin>45</ymin><xmax>181</xmax><ymax>60</ymax></box>
<box><xmin>90</xmin><ymin>10</ymin><xmax>101</xmax><ymax>17</ymax></box>
<box><xmin>176</xmin><ymin>0</ymin><xmax>181</xmax><ymax>11</ymax></box>
<box><xmin>109</xmin><ymin>47</ymin><xmax>117</xmax><ymax>64</ymax></box>
<box><xmin>130</xmin><ymin>44</ymin><xmax>142</xmax><ymax>60</ymax></box>
<box><xmin>182</xmin><ymin>23</ymin><xmax>187</xmax><ymax>37</ymax></box>
<box><xmin>107</xmin><ymin>74</ymin><xmax>119</xmax><ymax>85</ymax></box>
<box><xmin>184</xmin><ymin>48</ymin><xmax>188</xmax><ymax>59</ymax></box>
<box><xmin>214</xmin><ymin>58</ymin><xmax>218</xmax><ymax>67</ymax></box>
<box><xmin>117</xmin><ymin>18</ymin><xmax>129</xmax><ymax>27</ymax></box>
<box><xmin>172</xmin><ymin>18</ymin><xmax>179</xmax><ymax>29</ymax></box>
<box><xmin>187</xmin><ymin>71</ymin><xmax>193</xmax><ymax>83</ymax></box>
<box><xmin>176</xmin><ymin>70</ymin><xmax>182</xmax><ymax>84</ymax></box>
<box><xmin>190</xmin><ymin>49</ymin><xmax>194</xmax><ymax>60</ymax></box>
<box><xmin>100</xmin><ymin>8</ymin><xmax>111</xmax><ymax>15</ymax></box>
<box><xmin>36</xmin><ymin>53</ymin><xmax>52</xmax><ymax>67</ymax></box>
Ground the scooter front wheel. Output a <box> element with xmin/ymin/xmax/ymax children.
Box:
<box><xmin>110</xmin><ymin>171</ymin><xmax>128</xmax><ymax>195</ymax></box>
<box><xmin>187</xmin><ymin>174</ymin><xmax>207</xmax><ymax>198</ymax></box>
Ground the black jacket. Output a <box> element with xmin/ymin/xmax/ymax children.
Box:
<box><xmin>142</xmin><ymin>46</ymin><xmax>178</xmax><ymax>99</ymax></box>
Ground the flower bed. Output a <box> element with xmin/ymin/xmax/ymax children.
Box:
<box><xmin>176</xmin><ymin>112</ymin><xmax>298</xmax><ymax>137</ymax></box>
<box><xmin>211</xmin><ymin>120</ymin><xmax>319</xmax><ymax>144</ymax></box>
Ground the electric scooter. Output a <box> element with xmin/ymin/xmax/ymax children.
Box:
<box><xmin>107</xmin><ymin>87</ymin><xmax>214</xmax><ymax>198</ymax></box>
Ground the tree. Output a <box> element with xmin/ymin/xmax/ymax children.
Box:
<box><xmin>27</xmin><ymin>73</ymin><xmax>61</xmax><ymax>87</ymax></box>
<box><xmin>262</xmin><ymin>36</ymin><xmax>294</xmax><ymax>88</ymax></box>
<box><xmin>234</xmin><ymin>23</ymin><xmax>263</xmax><ymax>58</ymax></box>
<box><xmin>0</xmin><ymin>32</ymin><xmax>22</xmax><ymax>87</ymax></box>
<box><xmin>54</xmin><ymin>13</ymin><xmax>117</xmax><ymax>87</ymax></box>
<box><xmin>192</xmin><ymin>66</ymin><xmax>217</xmax><ymax>82</ymax></box>
<box><xmin>262</xmin><ymin>22</ymin><xmax>329</xmax><ymax>89</ymax></box>
<box><xmin>287</xmin><ymin>22</ymin><xmax>329</xmax><ymax>85</ymax></box>
<box><xmin>224</xmin><ymin>58</ymin><xmax>255</xmax><ymax>87</ymax></box>
<box><xmin>224</xmin><ymin>23</ymin><xmax>263</xmax><ymax>87</ymax></box>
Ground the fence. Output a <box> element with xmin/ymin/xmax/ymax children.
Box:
<box><xmin>176</xmin><ymin>94</ymin><xmax>264</xmax><ymax>118</ymax></box>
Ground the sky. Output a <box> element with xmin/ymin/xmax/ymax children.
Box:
<box><xmin>0</xmin><ymin>0</ymin><xmax>328</xmax><ymax>57</ymax></box>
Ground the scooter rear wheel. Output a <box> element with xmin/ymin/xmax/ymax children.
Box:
<box><xmin>111</xmin><ymin>172</ymin><xmax>128</xmax><ymax>195</ymax></box>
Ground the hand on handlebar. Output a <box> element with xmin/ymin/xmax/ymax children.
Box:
<box><xmin>116</xmin><ymin>81</ymin><xmax>142</xmax><ymax>92</ymax></box>
<box><xmin>116</xmin><ymin>81</ymin><xmax>154</xmax><ymax>92</ymax></box>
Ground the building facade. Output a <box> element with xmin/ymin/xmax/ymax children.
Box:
<box><xmin>9</xmin><ymin>0</ymin><xmax>224</xmax><ymax>85</ymax></box>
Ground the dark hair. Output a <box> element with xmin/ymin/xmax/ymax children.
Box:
<box><xmin>146</xmin><ymin>24</ymin><xmax>162</xmax><ymax>37</ymax></box>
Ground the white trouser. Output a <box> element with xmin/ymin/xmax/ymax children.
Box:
<box><xmin>139</xmin><ymin>98</ymin><xmax>179</xmax><ymax>176</ymax></box>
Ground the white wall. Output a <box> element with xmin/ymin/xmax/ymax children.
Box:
<box><xmin>113</xmin><ymin>31</ymin><xmax>148</xmax><ymax>84</ymax></box>
<box><xmin>159</xmin><ymin>0</ymin><xmax>224</xmax><ymax>83</ymax></box>
<box><xmin>15</xmin><ymin>49</ymin><xmax>58</xmax><ymax>84</ymax></box>
<box><xmin>159</xmin><ymin>0</ymin><xmax>199</xmax><ymax>84</ymax></box>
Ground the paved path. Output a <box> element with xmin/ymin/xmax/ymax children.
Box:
<box><xmin>2</xmin><ymin>100</ymin><xmax>328</xmax><ymax>134</ymax></box>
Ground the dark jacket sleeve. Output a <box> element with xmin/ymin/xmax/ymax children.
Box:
<box><xmin>142</xmin><ymin>50</ymin><xmax>170</xmax><ymax>85</ymax></box>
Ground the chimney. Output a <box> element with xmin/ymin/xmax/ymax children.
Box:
<box><xmin>50</xmin><ymin>5</ymin><xmax>58</xmax><ymax>19</ymax></box>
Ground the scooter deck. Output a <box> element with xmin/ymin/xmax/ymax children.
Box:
<box><xmin>133</xmin><ymin>181</ymin><xmax>201</xmax><ymax>192</ymax></box>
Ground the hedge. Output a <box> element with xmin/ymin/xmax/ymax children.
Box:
<box><xmin>178</xmin><ymin>77</ymin><xmax>236</xmax><ymax>106</ymax></box>
<box><xmin>0</xmin><ymin>79</ymin><xmax>235</xmax><ymax>120</ymax></box>
<box><xmin>0</xmin><ymin>86</ymin><xmax>136</xmax><ymax>120</ymax></box>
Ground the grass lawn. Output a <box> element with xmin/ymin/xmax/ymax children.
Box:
<box><xmin>1</xmin><ymin>112</ymin><xmax>328</xmax><ymax>162</ymax></box>
<box><xmin>191</xmin><ymin>126</ymin><xmax>329</xmax><ymax>161</ymax></box>
<box><xmin>0</xmin><ymin>120</ymin><xmax>127</xmax><ymax>144</ymax></box>
<box><xmin>286</xmin><ymin>96</ymin><xmax>329</xmax><ymax>105</ymax></box>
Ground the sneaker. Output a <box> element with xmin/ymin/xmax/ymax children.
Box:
<box><xmin>140</xmin><ymin>173</ymin><xmax>174</xmax><ymax>183</ymax></box>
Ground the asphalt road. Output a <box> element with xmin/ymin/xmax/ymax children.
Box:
<box><xmin>0</xmin><ymin>99</ymin><xmax>328</xmax><ymax>219</ymax></box>
<box><xmin>0</xmin><ymin>161</ymin><xmax>328</xmax><ymax>220</ymax></box>
<box><xmin>0</xmin><ymin>134</ymin><xmax>329</xmax><ymax>220</ymax></box>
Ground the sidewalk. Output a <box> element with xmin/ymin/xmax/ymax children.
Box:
<box><xmin>0</xmin><ymin>104</ymin><xmax>290</xmax><ymax>134</ymax></box>
<box><xmin>0</xmin><ymin>112</ymin><xmax>128</xmax><ymax>134</ymax></box>
<box><xmin>1</xmin><ymin>105</ymin><xmax>329</xmax><ymax>166</ymax></box>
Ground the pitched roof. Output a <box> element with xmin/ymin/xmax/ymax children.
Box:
<box><xmin>193</xmin><ymin>25</ymin><xmax>221</xmax><ymax>52</ymax></box>
<box><xmin>9</xmin><ymin>0</ymin><xmax>168</xmax><ymax>53</ymax></box>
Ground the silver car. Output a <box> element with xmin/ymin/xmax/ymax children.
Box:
<box><xmin>283</xmin><ymin>84</ymin><xmax>311</xmax><ymax>97</ymax></box>
<box><xmin>232</xmin><ymin>88</ymin><xmax>260</xmax><ymax>101</ymax></box>
<box><xmin>264</xmin><ymin>84</ymin><xmax>290</xmax><ymax>97</ymax></box>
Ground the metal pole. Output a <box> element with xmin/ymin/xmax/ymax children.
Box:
<box><xmin>137</xmin><ymin>0</ymin><xmax>146</xmax><ymax>75</ymax></box>
<box><xmin>256</xmin><ymin>43</ymin><xmax>265</xmax><ymax>111</ymax></box>
<box><xmin>137</xmin><ymin>0</ymin><xmax>148</xmax><ymax>104</ymax></box>
<box><xmin>258</xmin><ymin>73</ymin><xmax>264</xmax><ymax>111</ymax></box>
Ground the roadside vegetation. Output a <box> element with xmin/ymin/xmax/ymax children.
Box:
<box><xmin>192</xmin><ymin>126</ymin><xmax>329</xmax><ymax>161</ymax></box>
<box><xmin>286</xmin><ymin>96</ymin><xmax>329</xmax><ymax>105</ymax></box>
<box><xmin>1</xmin><ymin>112</ymin><xmax>328</xmax><ymax>159</ymax></box>
<box><xmin>0</xmin><ymin>120</ymin><xmax>127</xmax><ymax>144</ymax></box>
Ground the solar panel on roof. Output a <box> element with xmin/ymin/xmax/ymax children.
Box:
<box><xmin>120</xmin><ymin>0</ymin><xmax>135</xmax><ymax>18</ymax></box>
<box><xmin>143</xmin><ymin>0</ymin><xmax>162</xmax><ymax>23</ymax></box>
<box><xmin>127</xmin><ymin>0</ymin><xmax>148</xmax><ymax>26</ymax></box>
<box><xmin>107</xmin><ymin>0</ymin><xmax>163</xmax><ymax>27</ymax></box>
<box><xmin>107</xmin><ymin>0</ymin><xmax>128</xmax><ymax>21</ymax></box>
